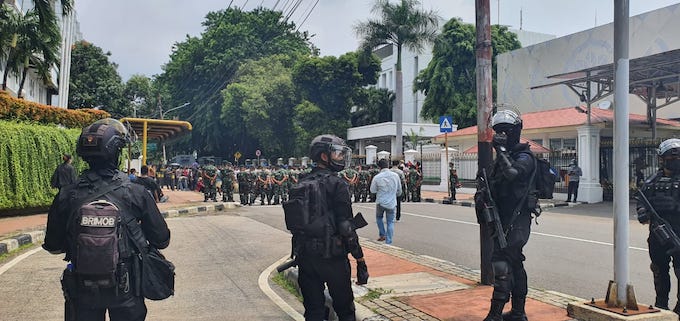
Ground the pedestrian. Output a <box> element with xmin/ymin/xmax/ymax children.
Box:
<box><xmin>449</xmin><ymin>163</ymin><xmax>461</xmax><ymax>201</ymax></box>
<box><xmin>370</xmin><ymin>158</ymin><xmax>402</xmax><ymax>244</ymax></box>
<box><xmin>134</xmin><ymin>165</ymin><xmax>163</xmax><ymax>202</ymax></box>
<box><xmin>475</xmin><ymin>109</ymin><xmax>535</xmax><ymax>321</ymax></box>
<box><xmin>390</xmin><ymin>160</ymin><xmax>406</xmax><ymax>221</ymax></box>
<box><xmin>43</xmin><ymin>118</ymin><xmax>171</xmax><ymax>321</ymax></box>
<box><xmin>636</xmin><ymin>138</ymin><xmax>680</xmax><ymax>315</ymax></box>
<box><xmin>50</xmin><ymin>153</ymin><xmax>78</xmax><ymax>190</ymax></box>
<box><xmin>566</xmin><ymin>158</ymin><xmax>582</xmax><ymax>202</ymax></box>
<box><xmin>128</xmin><ymin>168</ymin><xmax>137</xmax><ymax>181</ymax></box>
<box><xmin>295</xmin><ymin>134</ymin><xmax>369</xmax><ymax>321</ymax></box>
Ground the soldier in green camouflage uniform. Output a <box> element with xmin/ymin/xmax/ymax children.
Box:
<box><xmin>271</xmin><ymin>167</ymin><xmax>288</xmax><ymax>205</ymax></box>
<box><xmin>357</xmin><ymin>165</ymin><xmax>370</xmax><ymax>202</ymax></box>
<box><xmin>341</xmin><ymin>166</ymin><xmax>358</xmax><ymax>202</ymax></box>
<box><xmin>221</xmin><ymin>164</ymin><xmax>236</xmax><ymax>202</ymax></box>
<box><xmin>246</xmin><ymin>167</ymin><xmax>257</xmax><ymax>205</ymax></box>
<box><xmin>202</xmin><ymin>162</ymin><xmax>219</xmax><ymax>202</ymax></box>
<box><xmin>237</xmin><ymin>167</ymin><xmax>249</xmax><ymax>205</ymax></box>
<box><xmin>256</xmin><ymin>168</ymin><xmax>272</xmax><ymax>205</ymax></box>
<box><xmin>407</xmin><ymin>164</ymin><xmax>421</xmax><ymax>202</ymax></box>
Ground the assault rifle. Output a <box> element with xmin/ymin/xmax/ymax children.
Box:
<box><xmin>478</xmin><ymin>168</ymin><xmax>508</xmax><ymax>249</ymax></box>
<box><xmin>636</xmin><ymin>190</ymin><xmax>680</xmax><ymax>255</ymax></box>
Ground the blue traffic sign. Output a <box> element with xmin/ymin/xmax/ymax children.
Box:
<box><xmin>439</xmin><ymin>116</ymin><xmax>453</xmax><ymax>133</ymax></box>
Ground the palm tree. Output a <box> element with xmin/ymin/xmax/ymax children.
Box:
<box><xmin>354</xmin><ymin>0</ymin><xmax>440</xmax><ymax>159</ymax></box>
<box><xmin>6</xmin><ymin>9</ymin><xmax>61</xmax><ymax>98</ymax></box>
<box><xmin>1</xmin><ymin>1</ymin><xmax>69</xmax><ymax>92</ymax></box>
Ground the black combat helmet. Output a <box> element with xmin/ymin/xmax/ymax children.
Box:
<box><xmin>76</xmin><ymin>118</ymin><xmax>130</xmax><ymax>169</ymax></box>
<box><xmin>491</xmin><ymin>109</ymin><xmax>523</xmax><ymax>147</ymax></box>
<box><xmin>658</xmin><ymin>138</ymin><xmax>680</xmax><ymax>172</ymax></box>
<box><xmin>309</xmin><ymin>134</ymin><xmax>352</xmax><ymax>172</ymax></box>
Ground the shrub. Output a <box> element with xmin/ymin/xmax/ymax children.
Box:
<box><xmin>0</xmin><ymin>91</ymin><xmax>109</xmax><ymax>128</ymax></box>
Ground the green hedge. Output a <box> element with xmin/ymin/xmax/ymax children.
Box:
<box><xmin>0</xmin><ymin>120</ymin><xmax>88</xmax><ymax>211</ymax></box>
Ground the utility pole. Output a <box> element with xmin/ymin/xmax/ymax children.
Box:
<box><xmin>158</xmin><ymin>94</ymin><xmax>167</xmax><ymax>165</ymax></box>
<box><xmin>475</xmin><ymin>0</ymin><xmax>494</xmax><ymax>285</ymax></box>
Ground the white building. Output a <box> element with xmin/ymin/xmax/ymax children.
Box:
<box><xmin>497</xmin><ymin>2</ymin><xmax>680</xmax><ymax>119</ymax></box>
<box><xmin>348</xmin><ymin>24</ymin><xmax>554</xmax><ymax>161</ymax></box>
<box><xmin>0</xmin><ymin>0</ymin><xmax>80</xmax><ymax>107</ymax></box>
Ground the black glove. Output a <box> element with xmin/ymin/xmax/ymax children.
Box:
<box><xmin>356</xmin><ymin>260</ymin><xmax>369</xmax><ymax>285</ymax></box>
<box><xmin>492</xmin><ymin>133</ymin><xmax>507</xmax><ymax>148</ymax></box>
<box><xmin>637</xmin><ymin>207</ymin><xmax>650</xmax><ymax>224</ymax></box>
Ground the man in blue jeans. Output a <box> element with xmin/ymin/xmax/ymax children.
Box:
<box><xmin>370</xmin><ymin>158</ymin><xmax>402</xmax><ymax>244</ymax></box>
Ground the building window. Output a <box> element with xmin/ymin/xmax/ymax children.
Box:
<box><xmin>381</xmin><ymin>73</ymin><xmax>387</xmax><ymax>88</ymax></box>
<box><xmin>549</xmin><ymin>138</ymin><xmax>562</xmax><ymax>151</ymax></box>
<box><xmin>563</xmin><ymin>138</ymin><xmax>576</xmax><ymax>151</ymax></box>
<box><xmin>532</xmin><ymin>139</ymin><xmax>543</xmax><ymax>146</ymax></box>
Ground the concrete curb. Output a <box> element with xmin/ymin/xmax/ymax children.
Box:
<box><xmin>0</xmin><ymin>230</ymin><xmax>45</xmax><ymax>256</ymax></box>
<box><xmin>0</xmin><ymin>202</ymin><xmax>240</xmax><ymax>256</ymax></box>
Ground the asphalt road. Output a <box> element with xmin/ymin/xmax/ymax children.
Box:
<box><xmin>239</xmin><ymin>200</ymin><xmax>666</xmax><ymax>309</ymax></box>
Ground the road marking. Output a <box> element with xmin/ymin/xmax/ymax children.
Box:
<box><xmin>354</xmin><ymin>205</ymin><xmax>649</xmax><ymax>252</ymax></box>
<box><xmin>0</xmin><ymin>247</ymin><xmax>42</xmax><ymax>276</ymax></box>
<box><xmin>258</xmin><ymin>255</ymin><xmax>304</xmax><ymax>321</ymax></box>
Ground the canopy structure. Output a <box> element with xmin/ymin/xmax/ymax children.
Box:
<box><xmin>119</xmin><ymin>117</ymin><xmax>192</xmax><ymax>165</ymax></box>
<box><xmin>531</xmin><ymin>48</ymin><xmax>680</xmax><ymax>138</ymax></box>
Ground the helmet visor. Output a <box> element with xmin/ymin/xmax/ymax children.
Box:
<box><xmin>329</xmin><ymin>144</ymin><xmax>352</xmax><ymax>169</ymax></box>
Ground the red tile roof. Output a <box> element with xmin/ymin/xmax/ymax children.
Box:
<box><xmin>437</xmin><ymin>106</ymin><xmax>680</xmax><ymax>139</ymax></box>
<box><xmin>462</xmin><ymin>138</ymin><xmax>551</xmax><ymax>154</ymax></box>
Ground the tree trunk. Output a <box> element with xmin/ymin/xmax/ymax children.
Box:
<box><xmin>17</xmin><ymin>66</ymin><xmax>28</xmax><ymax>99</ymax></box>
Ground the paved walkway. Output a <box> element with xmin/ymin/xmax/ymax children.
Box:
<box><xmin>1</xmin><ymin>188</ymin><xmax>586</xmax><ymax>320</ymax></box>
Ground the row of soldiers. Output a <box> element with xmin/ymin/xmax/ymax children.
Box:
<box><xmin>199</xmin><ymin>161</ymin><xmax>424</xmax><ymax>205</ymax></box>
<box><xmin>339</xmin><ymin>163</ymin><xmax>423</xmax><ymax>203</ymax></box>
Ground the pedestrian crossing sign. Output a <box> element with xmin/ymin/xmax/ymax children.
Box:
<box><xmin>439</xmin><ymin>116</ymin><xmax>453</xmax><ymax>133</ymax></box>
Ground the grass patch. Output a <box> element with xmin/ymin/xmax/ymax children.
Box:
<box><xmin>0</xmin><ymin>243</ymin><xmax>38</xmax><ymax>263</ymax></box>
<box><xmin>272</xmin><ymin>272</ymin><xmax>303</xmax><ymax>301</ymax></box>
<box><xmin>359</xmin><ymin>287</ymin><xmax>391</xmax><ymax>302</ymax></box>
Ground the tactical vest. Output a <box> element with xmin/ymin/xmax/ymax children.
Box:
<box><xmin>643</xmin><ymin>173</ymin><xmax>680</xmax><ymax>217</ymax></box>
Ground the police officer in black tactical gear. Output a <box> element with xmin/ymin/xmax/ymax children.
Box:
<box><xmin>476</xmin><ymin>110</ymin><xmax>536</xmax><ymax>321</ymax></box>
<box><xmin>637</xmin><ymin>138</ymin><xmax>680</xmax><ymax>315</ymax></box>
<box><xmin>298</xmin><ymin>134</ymin><xmax>369</xmax><ymax>321</ymax></box>
<box><xmin>43</xmin><ymin>118</ymin><xmax>171</xmax><ymax>321</ymax></box>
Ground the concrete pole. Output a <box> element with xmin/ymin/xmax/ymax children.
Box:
<box><xmin>475</xmin><ymin>0</ymin><xmax>494</xmax><ymax>285</ymax></box>
<box><xmin>613</xmin><ymin>0</ymin><xmax>630</xmax><ymax>306</ymax></box>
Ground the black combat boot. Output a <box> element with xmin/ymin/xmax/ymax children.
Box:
<box><xmin>483</xmin><ymin>300</ymin><xmax>506</xmax><ymax>321</ymax></box>
<box><xmin>502</xmin><ymin>297</ymin><xmax>528</xmax><ymax>321</ymax></box>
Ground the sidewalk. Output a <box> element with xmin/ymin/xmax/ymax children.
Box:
<box><xmin>1</xmin><ymin>188</ymin><xmax>581</xmax><ymax>321</ymax></box>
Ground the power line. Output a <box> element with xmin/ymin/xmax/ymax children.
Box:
<box><xmin>242</xmin><ymin>0</ymin><xmax>249</xmax><ymax>9</ymax></box>
<box><xmin>228</xmin><ymin>0</ymin><xmax>235</xmax><ymax>8</ymax></box>
<box><xmin>284</xmin><ymin>0</ymin><xmax>303</xmax><ymax>22</ymax></box>
<box><xmin>296</xmin><ymin>0</ymin><xmax>319</xmax><ymax>32</ymax></box>
<box><xmin>273</xmin><ymin>0</ymin><xmax>280</xmax><ymax>10</ymax></box>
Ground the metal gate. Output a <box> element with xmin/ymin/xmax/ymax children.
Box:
<box><xmin>599</xmin><ymin>137</ymin><xmax>662</xmax><ymax>201</ymax></box>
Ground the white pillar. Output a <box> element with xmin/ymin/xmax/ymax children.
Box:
<box><xmin>404</xmin><ymin>149</ymin><xmax>418</xmax><ymax>165</ymax></box>
<box><xmin>301</xmin><ymin>156</ymin><xmax>309</xmax><ymax>167</ymax></box>
<box><xmin>365</xmin><ymin>145</ymin><xmax>378</xmax><ymax>165</ymax></box>
<box><xmin>377</xmin><ymin>150</ymin><xmax>390</xmax><ymax>160</ymax></box>
<box><xmin>288</xmin><ymin>157</ymin><xmax>295</xmax><ymax>166</ymax></box>
<box><xmin>577</xmin><ymin>125</ymin><xmax>603</xmax><ymax>203</ymax></box>
<box><xmin>438</xmin><ymin>147</ymin><xmax>456</xmax><ymax>192</ymax></box>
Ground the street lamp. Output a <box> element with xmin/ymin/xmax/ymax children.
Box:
<box><xmin>160</xmin><ymin>102</ymin><xmax>191</xmax><ymax>164</ymax></box>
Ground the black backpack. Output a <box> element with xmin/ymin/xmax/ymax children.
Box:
<box><xmin>534</xmin><ymin>157</ymin><xmax>559</xmax><ymax>199</ymax></box>
<box><xmin>282</xmin><ymin>173</ymin><xmax>331</xmax><ymax>238</ymax></box>
<box><xmin>70</xmin><ymin>197</ymin><xmax>127</xmax><ymax>289</ymax></box>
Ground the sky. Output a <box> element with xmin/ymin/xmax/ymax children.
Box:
<box><xmin>73</xmin><ymin>0</ymin><xmax>680</xmax><ymax>81</ymax></box>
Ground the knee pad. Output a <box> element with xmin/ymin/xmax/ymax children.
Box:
<box><xmin>492</xmin><ymin>261</ymin><xmax>513</xmax><ymax>301</ymax></box>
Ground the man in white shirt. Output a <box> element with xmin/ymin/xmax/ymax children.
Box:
<box><xmin>370</xmin><ymin>158</ymin><xmax>402</xmax><ymax>244</ymax></box>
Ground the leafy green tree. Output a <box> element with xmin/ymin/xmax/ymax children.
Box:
<box><xmin>222</xmin><ymin>55</ymin><xmax>299</xmax><ymax>158</ymax></box>
<box><xmin>292</xmin><ymin>51</ymin><xmax>381</xmax><ymax>139</ymax></box>
<box><xmin>354</xmin><ymin>0</ymin><xmax>440</xmax><ymax>158</ymax></box>
<box><xmin>414</xmin><ymin>18</ymin><xmax>521</xmax><ymax>128</ymax></box>
<box><xmin>124</xmin><ymin>74</ymin><xmax>154</xmax><ymax>118</ymax></box>
<box><xmin>351</xmin><ymin>87</ymin><xmax>394</xmax><ymax>127</ymax></box>
<box><xmin>0</xmin><ymin>5</ymin><xmax>21</xmax><ymax>91</ymax></box>
<box><xmin>69</xmin><ymin>41</ymin><xmax>126</xmax><ymax>116</ymax></box>
<box><xmin>156</xmin><ymin>7</ymin><xmax>311</xmax><ymax>157</ymax></box>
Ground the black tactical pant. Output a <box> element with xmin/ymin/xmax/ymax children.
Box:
<box><xmin>75</xmin><ymin>291</ymin><xmax>146</xmax><ymax>321</ymax></box>
<box><xmin>490</xmin><ymin>213</ymin><xmax>531</xmax><ymax>302</ymax></box>
<box><xmin>298</xmin><ymin>255</ymin><xmax>355</xmax><ymax>321</ymax></box>
<box><xmin>648</xmin><ymin>229</ymin><xmax>680</xmax><ymax>311</ymax></box>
